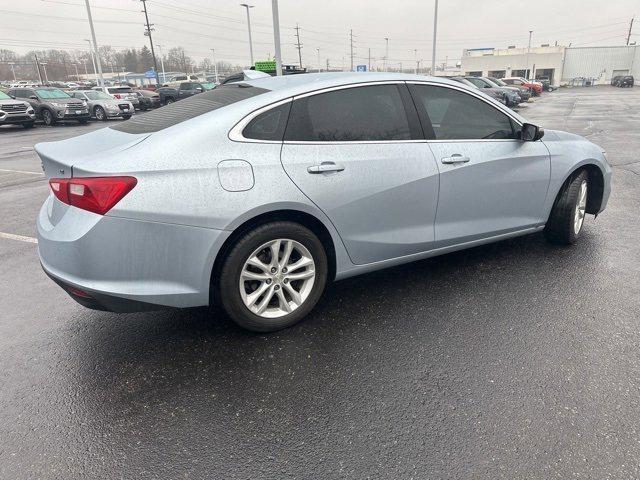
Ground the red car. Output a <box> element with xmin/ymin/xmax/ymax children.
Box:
<box><xmin>502</xmin><ymin>77</ymin><xmax>543</xmax><ymax>95</ymax></box>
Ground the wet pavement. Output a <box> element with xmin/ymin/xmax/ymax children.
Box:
<box><xmin>1</xmin><ymin>87</ymin><xmax>639</xmax><ymax>479</ymax></box>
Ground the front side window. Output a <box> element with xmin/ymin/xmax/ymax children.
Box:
<box><xmin>284</xmin><ymin>84</ymin><xmax>412</xmax><ymax>142</ymax></box>
<box><xmin>35</xmin><ymin>88</ymin><xmax>70</xmax><ymax>99</ymax></box>
<box><xmin>410</xmin><ymin>85</ymin><xmax>516</xmax><ymax>140</ymax></box>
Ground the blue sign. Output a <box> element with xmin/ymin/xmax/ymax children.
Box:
<box><xmin>356</xmin><ymin>65</ymin><xmax>367</xmax><ymax>72</ymax></box>
<box><xmin>144</xmin><ymin>69</ymin><xmax>156</xmax><ymax>79</ymax></box>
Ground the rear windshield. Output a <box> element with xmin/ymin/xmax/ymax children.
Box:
<box><xmin>108</xmin><ymin>87</ymin><xmax>133</xmax><ymax>93</ymax></box>
<box><xmin>110</xmin><ymin>83</ymin><xmax>269</xmax><ymax>134</ymax></box>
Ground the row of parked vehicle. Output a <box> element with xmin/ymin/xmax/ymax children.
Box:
<box><xmin>445</xmin><ymin>75</ymin><xmax>546</xmax><ymax>108</ymax></box>
<box><xmin>0</xmin><ymin>78</ymin><xmax>226</xmax><ymax>128</ymax></box>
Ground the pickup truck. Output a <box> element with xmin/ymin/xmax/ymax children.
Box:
<box><xmin>156</xmin><ymin>82</ymin><xmax>207</xmax><ymax>105</ymax></box>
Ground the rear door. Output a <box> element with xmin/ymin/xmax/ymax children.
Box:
<box><xmin>280</xmin><ymin>82</ymin><xmax>440</xmax><ymax>265</ymax></box>
<box><xmin>408</xmin><ymin>83</ymin><xmax>550</xmax><ymax>246</ymax></box>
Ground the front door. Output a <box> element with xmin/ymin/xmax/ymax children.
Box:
<box><xmin>280</xmin><ymin>83</ymin><xmax>439</xmax><ymax>265</ymax></box>
<box><xmin>408</xmin><ymin>83</ymin><xmax>551</xmax><ymax>246</ymax></box>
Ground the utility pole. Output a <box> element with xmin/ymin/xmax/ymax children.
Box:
<box><xmin>73</xmin><ymin>63</ymin><xmax>79</xmax><ymax>81</ymax></box>
<box><xmin>384</xmin><ymin>37</ymin><xmax>389</xmax><ymax>72</ymax></box>
<box><xmin>210</xmin><ymin>48</ymin><xmax>218</xmax><ymax>83</ymax></box>
<box><xmin>349</xmin><ymin>29</ymin><xmax>355</xmax><ymax>71</ymax></box>
<box><xmin>41</xmin><ymin>63</ymin><xmax>49</xmax><ymax>83</ymax></box>
<box><xmin>414</xmin><ymin>48</ymin><xmax>418</xmax><ymax>74</ymax></box>
<box><xmin>157</xmin><ymin>44</ymin><xmax>167</xmax><ymax>84</ymax></box>
<box><xmin>140</xmin><ymin>0</ymin><xmax>160</xmax><ymax>86</ymax></box>
<box><xmin>85</xmin><ymin>39</ymin><xmax>99</xmax><ymax>84</ymax></box>
<box><xmin>368</xmin><ymin>48</ymin><xmax>371</xmax><ymax>71</ymax></box>
<box><xmin>241</xmin><ymin>3</ymin><xmax>255</xmax><ymax>66</ymax></box>
<box><xmin>271</xmin><ymin>0</ymin><xmax>283</xmax><ymax>76</ymax></box>
<box><xmin>316</xmin><ymin>48</ymin><xmax>320</xmax><ymax>72</ymax></box>
<box><xmin>294</xmin><ymin>23</ymin><xmax>303</xmax><ymax>69</ymax></box>
<box><xmin>431</xmin><ymin>0</ymin><xmax>438</xmax><ymax>76</ymax></box>
<box><xmin>8</xmin><ymin>62</ymin><xmax>17</xmax><ymax>81</ymax></box>
<box><xmin>84</xmin><ymin>0</ymin><xmax>104</xmax><ymax>87</ymax></box>
<box><xmin>527</xmin><ymin>30</ymin><xmax>533</xmax><ymax>79</ymax></box>
<box><xmin>627</xmin><ymin>17</ymin><xmax>635</xmax><ymax>46</ymax></box>
<box><xmin>34</xmin><ymin>54</ymin><xmax>43</xmax><ymax>84</ymax></box>
<box><xmin>326</xmin><ymin>58</ymin><xmax>329</xmax><ymax>71</ymax></box>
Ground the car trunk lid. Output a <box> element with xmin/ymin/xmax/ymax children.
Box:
<box><xmin>35</xmin><ymin>128</ymin><xmax>151</xmax><ymax>179</ymax></box>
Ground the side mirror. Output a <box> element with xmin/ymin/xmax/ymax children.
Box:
<box><xmin>29</xmin><ymin>95</ymin><xmax>38</xmax><ymax>100</ymax></box>
<box><xmin>521</xmin><ymin>123</ymin><xmax>544</xmax><ymax>141</ymax></box>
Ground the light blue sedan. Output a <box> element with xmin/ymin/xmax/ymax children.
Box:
<box><xmin>35</xmin><ymin>73</ymin><xmax>611</xmax><ymax>331</ymax></box>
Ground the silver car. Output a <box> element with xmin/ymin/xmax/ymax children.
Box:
<box><xmin>70</xmin><ymin>90</ymin><xmax>134</xmax><ymax>121</ymax></box>
<box><xmin>36</xmin><ymin>73</ymin><xmax>612</xmax><ymax>332</ymax></box>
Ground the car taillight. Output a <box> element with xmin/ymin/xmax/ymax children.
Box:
<box><xmin>113</xmin><ymin>93</ymin><xmax>122</xmax><ymax>99</ymax></box>
<box><xmin>49</xmin><ymin>176</ymin><xmax>137</xmax><ymax>215</ymax></box>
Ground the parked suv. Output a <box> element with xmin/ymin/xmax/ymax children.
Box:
<box><xmin>487</xmin><ymin>77</ymin><xmax>531</xmax><ymax>102</ymax></box>
<box><xmin>157</xmin><ymin>82</ymin><xmax>206</xmax><ymax>105</ymax></box>
<box><xmin>0</xmin><ymin>89</ymin><xmax>36</xmax><ymax>128</ymax></box>
<box><xmin>69</xmin><ymin>90</ymin><xmax>134</xmax><ymax>121</ymax></box>
<box><xmin>615</xmin><ymin>76</ymin><xmax>634</xmax><ymax>87</ymax></box>
<box><xmin>8</xmin><ymin>87</ymin><xmax>89</xmax><ymax>126</ymax></box>
<box><xmin>93</xmin><ymin>86</ymin><xmax>140</xmax><ymax>109</ymax></box>
<box><xmin>463</xmin><ymin>76</ymin><xmax>521</xmax><ymax>107</ymax></box>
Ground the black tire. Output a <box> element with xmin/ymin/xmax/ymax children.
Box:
<box><xmin>94</xmin><ymin>106</ymin><xmax>107</xmax><ymax>121</ymax></box>
<box><xmin>41</xmin><ymin>109</ymin><xmax>56</xmax><ymax>126</ymax></box>
<box><xmin>218</xmin><ymin>221</ymin><xmax>328</xmax><ymax>332</ymax></box>
<box><xmin>23</xmin><ymin>122</ymin><xmax>34</xmax><ymax>129</ymax></box>
<box><xmin>122</xmin><ymin>115</ymin><xmax>132</xmax><ymax>120</ymax></box>
<box><xmin>544</xmin><ymin>169</ymin><xmax>589</xmax><ymax>245</ymax></box>
<box><xmin>164</xmin><ymin>98</ymin><xmax>175</xmax><ymax>105</ymax></box>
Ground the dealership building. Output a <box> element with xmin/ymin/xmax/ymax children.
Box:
<box><xmin>460</xmin><ymin>44</ymin><xmax>640</xmax><ymax>86</ymax></box>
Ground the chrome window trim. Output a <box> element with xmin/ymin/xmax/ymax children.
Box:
<box><xmin>229</xmin><ymin>79</ymin><xmax>524</xmax><ymax>145</ymax></box>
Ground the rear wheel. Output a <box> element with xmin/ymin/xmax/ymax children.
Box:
<box><xmin>122</xmin><ymin>115</ymin><xmax>131</xmax><ymax>120</ymax></box>
<box><xmin>544</xmin><ymin>170</ymin><xmax>589</xmax><ymax>245</ymax></box>
<box><xmin>164</xmin><ymin>98</ymin><xmax>175</xmax><ymax>105</ymax></box>
<box><xmin>218</xmin><ymin>221</ymin><xmax>328</xmax><ymax>332</ymax></box>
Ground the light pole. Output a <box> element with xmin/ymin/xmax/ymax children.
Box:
<box><xmin>384</xmin><ymin>37</ymin><xmax>389</xmax><ymax>72</ymax></box>
<box><xmin>157</xmin><ymin>44</ymin><xmax>167</xmax><ymax>84</ymax></box>
<box><xmin>240</xmin><ymin>3</ymin><xmax>255</xmax><ymax>66</ymax></box>
<box><xmin>84</xmin><ymin>0</ymin><xmax>104</xmax><ymax>87</ymax></box>
<box><xmin>210</xmin><ymin>48</ymin><xmax>219</xmax><ymax>83</ymax></box>
<box><xmin>414</xmin><ymin>49</ymin><xmax>418</xmax><ymax>74</ymax></box>
<box><xmin>85</xmin><ymin>39</ymin><xmax>99</xmax><ymax>84</ymax></box>
<box><xmin>73</xmin><ymin>63</ymin><xmax>79</xmax><ymax>81</ymax></box>
<box><xmin>8</xmin><ymin>62</ymin><xmax>16</xmax><ymax>81</ymax></box>
<box><xmin>527</xmin><ymin>30</ymin><xmax>533</xmax><ymax>79</ymax></box>
<box><xmin>271</xmin><ymin>0</ymin><xmax>282</xmax><ymax>76</ymax></box>
<box><xmin>431</xmin><ymin>0</ymin><xmax>438</xmax><ymax>76</ymax></box>
<box><xmin>316</xmin><ymin>48</ymin><xmax>320</xmax><ymax>72</ymax></box>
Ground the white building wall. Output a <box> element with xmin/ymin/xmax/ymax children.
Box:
<box><xmin>563</xmin><ymin>46</ymin><xmax>640</xmax><ymax>83</ymax></box>
<box><xmin>460</xmin><ymin>46</ymin><xmax>565</xmax><ymax>85</ymax></box>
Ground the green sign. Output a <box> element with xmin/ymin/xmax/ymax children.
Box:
<box><xmin>255</xmin><ymin>61</ymin><xmax>276</xmax><ymax>72</ymax></box>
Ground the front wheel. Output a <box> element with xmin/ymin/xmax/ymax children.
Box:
<box><xmin>41</xmin><ymin>109</ymin><xmax>56</xmax><ymax>126</ymax></box>
<box><xmin>164</xmin><ymin>98</ymin><xmax>175</xmax><ymax>105</ymax></box>
<box><xmin>94</xmin><ymin>106</ymin><xmax>106</xmax><ymax>121</ymax></box>
<box><xmin>544</xmin><ymin>170</ymin><xmax>589</xmax><ymax>245</ymax></box>
<box><xmin>122</xmin><ymin>115</ymin><xmax>131</xmax><ymax>120</ymax></box>
<box><xmin>218</xmin><ymin>221</ymin><xmax>328</xmax><ymax>332</ymax></box>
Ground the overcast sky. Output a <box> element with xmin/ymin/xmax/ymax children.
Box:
<box><xmin>1</xmin><ymin>0</ymin><xmax>638</xmax><ymax>69</ymax></box>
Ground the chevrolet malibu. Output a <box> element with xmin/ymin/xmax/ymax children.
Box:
<box><xmin>36</xmin><ymin>73</ymin><xmax>611</xmax><ymax>332</ymax></box>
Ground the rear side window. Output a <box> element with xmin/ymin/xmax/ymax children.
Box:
<box><xmin>410</xmin><ymin>85</ymin><xmax>516</xmax><ymax>140</ymax></box>
<box><xmin>242</xmin><ymin>102</ymin><xmax>291</xmax><ymax>141</ymax></box>
<box><xmin>284</xmin><ymin>84</ymin><xmax>413</xmax><ymax>142</ymax></box>
<box><xmin>110</xmin><ymin>83</ymin><xmax>269</xmax><ymax>134</ymax></box>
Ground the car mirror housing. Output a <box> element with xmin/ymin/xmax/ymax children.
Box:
<box><xmin>29</xmin><ymin>95</ymin><xmax>38</xmax><ymax>100</ymax></box>
<box><xmin>521</xmin><ymin>123</ymin><xmax>544</xmax><ymax>141</ymax></box>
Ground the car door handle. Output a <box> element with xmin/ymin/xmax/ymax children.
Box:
<box><xmin>307</xmin><ymin>162</ymin><xmax>345</xmax><ymax>174</ymax></box>
<box><xmin>441</xmin><ymin>154</ymin><xmax>470</xmax><ymax>164</ymax></box>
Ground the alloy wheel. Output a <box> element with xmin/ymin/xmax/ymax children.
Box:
<box><xmin>239</xmin><ymin>238</ymin><xmax>316</xmax><ymax>318</ymax></box>
<box><xmin>573</xmin><ymin>179</ymin><xmax>588</xmax><ymax>235</ymax></box>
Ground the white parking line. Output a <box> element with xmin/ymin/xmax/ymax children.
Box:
<box><xmin>0</xmin><ymin>168</ymin><xmax>44</xmax><ymax>176</ymax></box>
<box><xmin>0</xmin><ymin>232</ymin><xmax>38</xmax><ymax>244</ymax></box>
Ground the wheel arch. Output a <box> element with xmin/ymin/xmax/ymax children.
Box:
<box><xmin>209</xmin><ymin>208</ymin><xmax>338</xmax><ymax>305</ymax></box>
<box><xmin>558</xmin><ymin>162</ymin><xmax>605</xmax><ymax>215</ymax></box>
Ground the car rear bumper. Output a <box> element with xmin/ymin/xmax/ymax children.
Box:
<box><xmin>37</xmin><ymin>195</ymin><xmax>230</xmax><ymax>311</ymax></box>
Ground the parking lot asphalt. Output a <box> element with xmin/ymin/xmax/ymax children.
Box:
<box><xmin>1</xmin><ymin>88</ymin><xmax>639</xmax><ymax>479</ymax></box>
